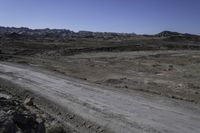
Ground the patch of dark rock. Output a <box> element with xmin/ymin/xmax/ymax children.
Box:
<box><xmin>0</xmin><ymin>97</ymin><xmax>45</xmax><ymax>133</ymax></box>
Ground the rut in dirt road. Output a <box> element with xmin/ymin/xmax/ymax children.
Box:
<box><xmin>0</xmin><ymin>62</ymin><xmax>200</xmax><ymax>133</ymax></box>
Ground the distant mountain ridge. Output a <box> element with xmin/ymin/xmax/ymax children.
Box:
<box><xmin>0</xmin><ymin>26</ymin><xmax>136</xmax><ymax>39</ymax></box>
<box><xmin>0</xmin><ymin>26</ymin><xmax>199</xmax><ymax>39</ymax></box>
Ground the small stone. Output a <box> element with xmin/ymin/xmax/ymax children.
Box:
<box><xmin>36</xmin><ymin>118</ymin><xmax>43</xmax><ymax>124</ymax></box>
<box><xmin>100</xmin><ymin>129</ymin><xmax>105</xmax><ymax>133</ymax></box>
<box><xmin>69</xmin><ymin>115</ymin><xmax>75</xmax><ymax>119</ymax></box>
<box><xmin>171</xmin><ymin>96</ymin><xmax>175</xmax><ymax>99</ymax></box>
<box><xmin>168</xmin><ymin>65</ymin><xmax>173</xmax><ymax>71</ymax></box>
<box><xmin>87</xmin><ymin>124</ymin><xmax>92</xmax><ymax>128</ymax></box>
<box><xmin>24</xmin><ymin>97</ymin><xmax>34</xmax><ymax>106</ymax></box>
<box><xmin>124</xmin><ymin>85</ymin><xmax>128</xmax><ymax>88</ymax></box>
<box><xmin>6</xmin><ymin>110</ymin><xmax>14</xmax><ymax>114</ymax></box>
<box><xmin>41</xmin><ymin>113</ymin><xmax>47</xmax><ymax>119</ymax></box>
<box><xmin>97</xmin><ymin>126</ymin><xmax>101</xmax><ymax>129</ymax></box>
<box><xmin>82</xmin><ymin>121</ymin><xmax>86</xmax><ymax>126</ymax></box>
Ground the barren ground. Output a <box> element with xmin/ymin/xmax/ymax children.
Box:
<box><xmin>1</xmin><ymin>34</ymin><xmax>200</xmax><ymax>132</ymax></box>
<box><xmin>11</xmin><ymin>50</ymin><xmax>200</xmax><ymax>103</ymax></box>
<box><xmin>0</xmin><ymin>62</ymin><xmax>200</xmax><ymax>133</ymax></box>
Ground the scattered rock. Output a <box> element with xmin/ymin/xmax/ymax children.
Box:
<box><xmin>0</xmin><ymin>92</ymin><xmax>11</xmax><ymax>99</ymax></box>
<box><xmin>0</xmin><ymin>97</ymin><xmax>46</xmax><ymax>133</ymax></box>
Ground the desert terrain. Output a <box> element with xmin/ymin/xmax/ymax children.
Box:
<box><xmin>0</xmin><ymin>27</ymin><xmax>200</xmax><ymax>133</ymax></box>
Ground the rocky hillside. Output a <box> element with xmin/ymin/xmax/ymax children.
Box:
<box><xmin>156</xmin><ymin>31</ymin><xmax>200</xmax><ymax>42</ymax></box>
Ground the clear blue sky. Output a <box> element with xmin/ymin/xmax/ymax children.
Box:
<box><xmin>0</xmin><ymin>0</ymin><xmax>199</xmax><ymax>34</ymax></box>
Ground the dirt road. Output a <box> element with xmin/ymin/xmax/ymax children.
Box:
<box><xmin>0</xmin><ymin>62</ymin><xmax>200</xmax><ymax>133</ymax></box>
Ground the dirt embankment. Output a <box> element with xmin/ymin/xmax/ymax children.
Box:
<box><xmin>0</xmin><ymin>87</ymin><xmax>72</xmax><ymax>133</ymax></box>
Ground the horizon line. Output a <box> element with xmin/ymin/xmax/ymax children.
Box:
<box><xmin>0</xmin><ymin>25</ymin><xmax>199</xmax><ymax>36</ymax></box>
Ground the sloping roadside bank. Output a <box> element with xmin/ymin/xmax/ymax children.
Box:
<box><xmin>0</xmin><ymin>77</ymin><xmax>108</xmax><ymax>133</ymax></box>
<box><xmin>0</xmin><ymin>89</ymin><xmax>70</xmax><ymax>133</ymax></box>
<box><xmin>0</xmin><ymin>79</ymin><xmax>75</xmax><ymax>133</ymax></box>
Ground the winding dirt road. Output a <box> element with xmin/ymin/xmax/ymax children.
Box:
<box><xmin>0</xmin><ymin>62</ymin><xmax>200</xmax><ymax>133</ymax></box>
